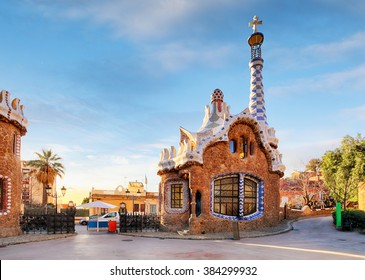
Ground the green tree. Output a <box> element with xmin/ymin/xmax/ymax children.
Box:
<box><xmin>321</xmin><ymin>134</ymin><xmax>365</xmax><ymax>210</ymax></box>
<box><xmin>81</xmin><ymin>197</ymin><xmax>90</xmax><ymax>204</ymax></box>
<box><xmin>305</xmin><ymin>158</ymin><xmax>322</xmax><ymax>173</ymax></box>
<box><xmin>26</xmin><ymin>149</ymin><xmax>65</xmax><ymax>206</ymax></box>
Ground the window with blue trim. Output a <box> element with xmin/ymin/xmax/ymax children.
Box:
<box><xmin>212</xmin><ymin>174</ymin><xmax>260</xmax><ymax>218</ymax></box>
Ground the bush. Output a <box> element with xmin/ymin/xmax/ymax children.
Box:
<box><xmin>332</xmin><ymin>210</ymin><xmax>365</xmax><ymax>230</ymax></box>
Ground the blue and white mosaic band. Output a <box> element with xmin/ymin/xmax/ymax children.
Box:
<box><xmin>249</xmin><ymin>58</ymin><xmax>268</xmax><ymax>125</ymax></box>
<box><xmin>239</xmin><ymin>176</ymin><xmax>244</xmax><ymax>217</ymax></box>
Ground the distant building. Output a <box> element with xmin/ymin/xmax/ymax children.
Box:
<box><xmin>0</xmin><ymin>90</ymin><xmax>28</xmax><ymax>237</ymax></box>
<box><xmin>157</xmin><ymin>17</ymin><xmax>285</xmax><ymax>233</ymax></box>
<box><xmin>89</xmin><ymin>181</ymin><xmax>159</xmax><ymax>216</ymax></box>
<box><xmin>21</xmin><ymin>161</ymin><xmax>52</xmax><ymax>207</ymax></box>
<box><xmin>280</xmin><ymin>173</ymin><xmax>330</xmax><ymax>210</ymax></box>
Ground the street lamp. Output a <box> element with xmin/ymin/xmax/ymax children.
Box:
<box><xmin>119</xmin><ymin>202</ymin><xmax>126</xmax><ymax>214</ymax></box>
<box><xmin>67</xmin><ymin>200</ymin><xmax>76</xmax><ymax>216</ymax></box>
<box><xmin>119</xmin><ymin>202</ymin><xmax>127</xmax><ymax>233</ymax></box>
<box><xmin>45</xmin><ymin>185</ymin><xmax>66</xmax><ymax>213</ymax></box>
<box><xmin>125</xmin><ymin>188</ymin><xmax>141</xmax><ymax>215</ymax></box>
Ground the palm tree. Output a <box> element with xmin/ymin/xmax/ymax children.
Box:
<box><xmin>26</xmin><ymin>149</ymin><xmax>65</xmax><ymax>206</ymax></box>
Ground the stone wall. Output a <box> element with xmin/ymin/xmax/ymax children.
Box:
<box><xmin>283</xmin><ymin>206</ymin><xmax>333</xmax><ymax>220</ymax></box>
<box><xmin>0</xmin><ymin>120</ymin><xmax>23</xmax><ymax>237</ymax></box>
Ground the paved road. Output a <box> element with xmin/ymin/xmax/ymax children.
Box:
<box><xmin>0</xmin><ymin>216</ymin><xmax>364</xmax><ymax>260</ymax></box>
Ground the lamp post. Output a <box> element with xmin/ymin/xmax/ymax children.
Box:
<box><xmin>45</xmin><ymin>185</ymin><xmax>66</xmax><ymax>213</ymax></box>
<box><xmin>68</xmin><ymin>200</ymin><xmax>76</xmax><ymax>214</ymax></box>
<box><xmin>125</xmin><ymin>188</ymin><xmax>141</xmax><ymax>215</ymax></box>
<box><xmin>119</xmin><ymin>202</ymin><xmax>126</xmax><ymax>232</ymax></box>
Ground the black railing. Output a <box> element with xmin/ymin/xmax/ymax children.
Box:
<box><xmin>119</xmin><ymin>213</ymin><xmax>160</xmax><ymax>233</ymax></box>
<box><xmin>20</xmin><ymin>208</ymin><xmax>76</xmax><ymax>234</ymax></box>
<box><xmin>20</xmin><ymin>214</ymin><xmax>48</xmax><ymax>233</ymax></box>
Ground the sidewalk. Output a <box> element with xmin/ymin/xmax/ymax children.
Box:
<box><xmin>121</xmin><ymin>219</ymin><xmax>293</xmax><ymax>240</ymax></box>
<box><xmin>0</xmin><ymin>220</ymin><xmax>293</xmax><ymax>247</ymax></box>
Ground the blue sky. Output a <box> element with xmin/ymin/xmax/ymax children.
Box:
<box><xmin>1</xmin><ymin>0</ymin><xmax>364</xmax><ymax>204</ymax></box>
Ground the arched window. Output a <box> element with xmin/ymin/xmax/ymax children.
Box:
<box><xmin>250</xmin><ymin>141</ymin><xmax>255</xmax><ymax>155</ymax></box>
<box><xmin>229</xmin><ymin>140</ymin><xmax>236</xmax><ymax>153</ymax></box>
<box><xmin>195</xmin><ymin>191</ymin><xmax>202</xmax><ymax>217</ymax></box>
<box><xmin>240</xmin><ymin>136</ymin><xmax>249</xmax><ymax>158</ymax></box>
<box><xmin>212</xmin><ymin>173</ymin><xmax>262</xmax><ymax>220</ymax></box>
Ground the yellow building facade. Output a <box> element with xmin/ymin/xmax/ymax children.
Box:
<box><xmin>89</xmin><ymin>181</ymin><xmax>159</xmax><ymax>216</ymax></box>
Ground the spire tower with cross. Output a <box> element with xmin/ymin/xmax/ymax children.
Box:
<box><xmin>247</xmin><ymin>15</ymin><xmax>267</xmax><ymax>125</ymax></box>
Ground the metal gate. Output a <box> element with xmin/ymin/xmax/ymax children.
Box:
<box><xmin>119</xmin><ymin>213</ymin><xmax>160</xmax><ymax>232</ymax></box>
<box><xmin>20</xmin><ymin>208</ymin><xmax>76</xmax><ymax>234</ymax></box>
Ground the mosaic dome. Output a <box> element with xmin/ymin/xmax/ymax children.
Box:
<box><xmin>210</xmin><ymin>88</ymin><xmax>224</xmax><ymax>103</ymax></box>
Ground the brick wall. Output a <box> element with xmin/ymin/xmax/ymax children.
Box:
<box><xmin>283</xmin><ymin>206</ymin><xmax>333</xmax><ymax>220</ymax></box>
<box><xmin>0</xmin><ymin>120</ymin><xmax>23</xmax><ymax>237</ymax></box>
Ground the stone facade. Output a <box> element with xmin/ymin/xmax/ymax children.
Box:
<box><xmin>158</xmin><ymin>17</ymin><xmax>285</xmax><ymax>234</ymax></box>
<box><xmin>0</xmin><ymin>90</ymin><xmax>28</xmax><ymax>237</ymax></box>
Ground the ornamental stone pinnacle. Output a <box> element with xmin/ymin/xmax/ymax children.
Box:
<box><xmin>0</xmin><ymin>90</ymin><xmax>28</xmax><ymax>135</ymax></box>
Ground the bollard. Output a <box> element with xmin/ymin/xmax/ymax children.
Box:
<box><xmin>336</xmin><ymin>202</ymin><xmax>342</xmax><ymax>229</ymax></box>
<box><xmin>232</xmin><ymin>221</ymin><xmax>240</xmax><ymax>240</ymax></box>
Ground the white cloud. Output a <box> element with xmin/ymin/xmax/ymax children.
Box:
<box><xmin>268</xmin><ymin>64</ymin><xmax>365</xmax><ymax>97</ymax></box>
<box><xmin>303</xmin><ymin>31</ymin><xmax>365</xmax><ymax>58</ymax></box>
<box><xmin>268</xmin><ymin>31</ymin><xmax>365</xmax><ymax>70</ymax></box>
<box><xmin>30</xmin><ymin>0</ymin><xmax>240</xmax><ymax>40</ymax></box>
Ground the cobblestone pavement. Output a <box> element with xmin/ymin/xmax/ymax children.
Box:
<box><xmin>0</xmin><ymin>219</ymin><xmax>293</xmax><ymax>247</ymax></box>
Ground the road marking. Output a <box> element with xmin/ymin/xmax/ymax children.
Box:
<box><xmin>238</xmin><ymin>242</ymin><xmax>365</xmax><ymax>259</ymax></box>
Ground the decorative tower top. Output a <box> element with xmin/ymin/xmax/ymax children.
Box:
<box><xmin>0</xmin><ymin>90</ymin><xmax>28</xmax><ymax>135</ymax></box>
<box><xmin>210</xmin><ymin>88</ymin><xmax>224</xmax><ymax>114</ymax></box>
<box><xmin>210</xmin><ymin>88</ymin><xmax>224</xmax><ymax>103</ymax></box>
<box><xmin>248</xmin><ymin>16</ymin><xmax>264</xmax><ymax>60</ymax></box>
<box><xmin>247</xmin><ymin>16</ymin><xmax>267</xmax><ymax>125</ymax></box>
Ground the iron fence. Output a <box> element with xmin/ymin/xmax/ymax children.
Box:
<box><xmin>20</xmin><ymin>208</ymin><xmax>76</xmax><ymax>234</ymax></box>
<box><xmin>119</xmin><ymin>213</ymin><xmax>160</xmax><ymax>232</ymax></box>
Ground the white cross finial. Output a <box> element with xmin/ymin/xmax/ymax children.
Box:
<box><xmin>248</xmin><ymin>15</ymin><xmax>262</xmax><ymax>33</ymax></box>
